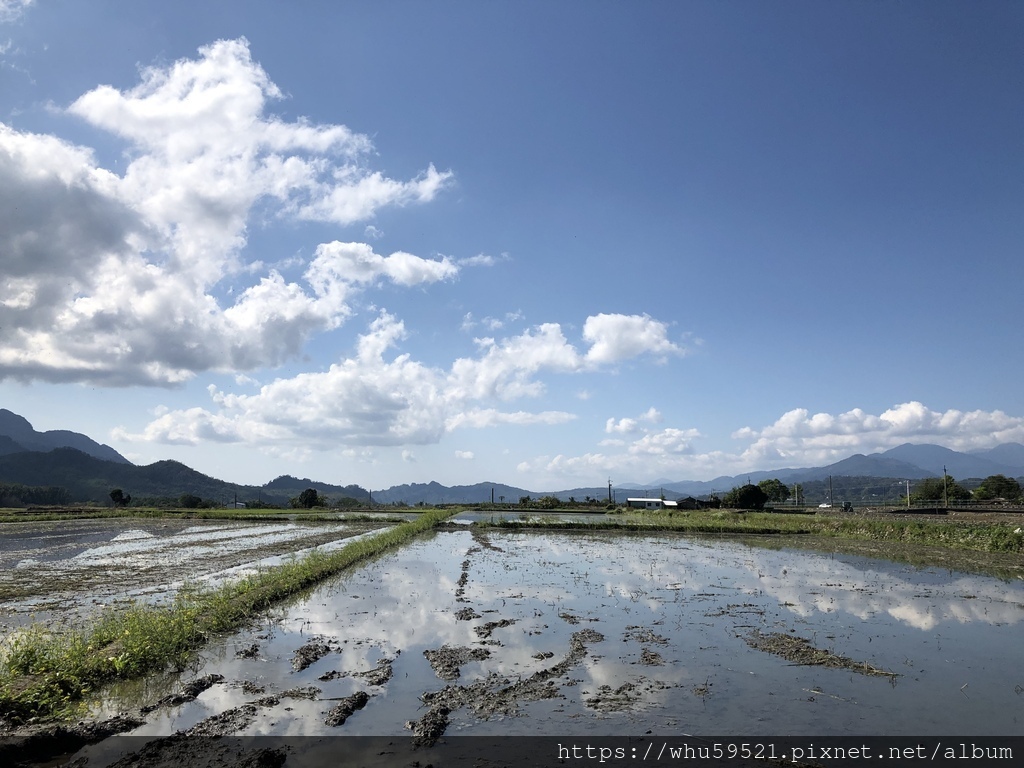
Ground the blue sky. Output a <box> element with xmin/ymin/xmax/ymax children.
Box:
<box><xmin>1</xmin><ymin>1</ymin><xmax>1022</xmax><ymax>491</ymax></box>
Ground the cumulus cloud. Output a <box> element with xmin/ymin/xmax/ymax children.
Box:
<box><xmin>606</xmin><ymin>406</ymin><xmax>662</xmax><ymax>434</ymax></box>
<box><xmin>0</xmin><ymin>38</ymin><xmax>454</xmax><ymax>385</ymax></box>
<box><xmin>735</xmin><ymin>401</ymin><xmax>1024</xmax><ymax>466</ymax></box>
<box><xmin>121</xmin><ymin>312</ymin><xmax>674</xmax><ymax>450</ymax></box>
<box><xmin>521</xmin><ymin>401</ymin><xmax>1024</xmax><ymax>487</ymax></box>
<box><xmin>583</xmin><ymin>313</ymin><xmax>686</xmax><ymax>364</ymax></box>
<box><xmin>454</xmin><ymin>450</ymin><xmax>475</xmax><ymax>460</ymax></box>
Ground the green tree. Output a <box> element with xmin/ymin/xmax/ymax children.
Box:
<box><xmin>911</xmin><ymin>475</ymin><xmax>971</xmax><ymax>504</ymax></box>
<box><xmin>972</xmin><ymin>474</ymin><xmax>1022</xmax><ymax>501</ymax></box>
<box><xmin>295</xmin><ymin>488</ymin><xmax>323</xmax><ymax>508</ymax></box>
<box><xmin>179</xmin><ymin>493</ymin><xmax>202</xmax><ymax>509</ymax></box>
<box><xmin>757</xmin><ymin>478</ymin><xmax>791</xmax><ymax>504</ymax></box>
<box><xmin>722</xmin><ymin>484</ymin><xmax>768</xmax><ymax>510</ymax></box>
<box><xmin>109</xmin><ymin>488</ymin><xmax>131</xmax><ymax>507</ymax></box>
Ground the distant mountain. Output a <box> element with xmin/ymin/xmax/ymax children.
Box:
<box><xmin>625</xmin><ymin>443</ymin><xmax>1024</xmax><ymax>500</ymax></box>
<box><xmin>265</xmin><ymin>475</ymin><xmax>370</xmax><ymax>502</ymax></box>
<box><xmin>0</xmin><ymin>409</ymin><xmax>130</xmax><ymax>464</ymax></box>
<box><xmin>968</xmin><ymin>442</ymin><xmax>1024</xmax><ymax>470</ymax></box>
<box><xmin>372</xmin><ymin>481</ymin><xmax>532</xmax><ymax>506</ymax></box>
<box><xmin>0</xmin><ymin>448</ymin><xmax>273</xmax><ymax>505</ymax></box>
<box><xmin>794</xmin><ymin>454</ymin><xmax>932</xmax><ymax>481</ymax></box>
<box><xmin>878</xmin><ymin>443</ymin><xmax>1023</xmax><ymax>480</ymax></box>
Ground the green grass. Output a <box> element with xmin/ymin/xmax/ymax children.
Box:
<box><xmin>475</xmin><ymin>510</ymin><xmax>1024</xmax><ymax>554</ymax></box>
<box><xmin>0</xmin><ymin>507</ymin><xmax>454</xmax><ymax>723</ymax></box>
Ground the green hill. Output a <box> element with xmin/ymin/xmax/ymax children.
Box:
<box><xmin>0</xmin><ymin>448</ymin><xmax>279</xmax><ymax>505</ymax></box>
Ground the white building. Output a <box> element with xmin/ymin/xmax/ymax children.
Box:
<box><xmin>626</xmin><ymin>497</ymin><xmax>677</xmax><ymax>509</ymax></box>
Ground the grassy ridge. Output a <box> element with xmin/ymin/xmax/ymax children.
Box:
<box><xmin>476</xmin><ymin>510</ymin><xmax>1024</xmax><ymax>554</ymax></box>
<box><xmin>0</xmin><ymin>508</ymin><xmax>453</xmax><ymax>722</ymax></box>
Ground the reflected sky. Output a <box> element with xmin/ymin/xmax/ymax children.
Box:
<box><xmin>86</xmin><ymin>529</ymin><xmax>1024</xmax><ymax>739</ymax></box>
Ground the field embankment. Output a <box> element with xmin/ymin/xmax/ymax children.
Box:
<box><xmin>474</xmin><ymin>508</ymin><xmax>1024</xmax><ymax>555</ymax></box>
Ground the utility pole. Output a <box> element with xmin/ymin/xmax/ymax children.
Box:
<box><xmin>608</xmin><ymin>477</ymin><xmax>613</xmax><ymax>504</ymax></box>
<box><xmin>906</xmin><ymin>479</ymin><xmax>911</xmax><ymax>509</ymax></box>
<box><xmin>942</xmin><ymin>465</ymin><xmax>948</xmax><ymax>508</ymax></box>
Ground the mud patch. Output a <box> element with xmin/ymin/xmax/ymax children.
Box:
<box><xmin>70</xmin><ymin>733</ymin><xmax>286</xmax><ymax>768</ymax></box>
<box><xmin>407</xmin><ymin>628</ymin><xmax>604</xmax><ymax>745</ymax></box>
<box><xmin>279</xmin><ymin>686</ymin><xmax>320</xmax><ymax>700</ymax></box>
<box><xmin>585</xmin><ymin>682</ymin><xmax>641</xmax><ymax>712</ymax></box>
<box><xmin>187</xmin><ymin>696</ymin><xmax>281</xmax><ymax>737</ymax></box>
<box><xmin>353</xmin><ymin>658</ymin><xmax>394</xmax><ymax>686</ymax></box>
<box><xmin>324</xmin><ymin>691</ymin><xmax>369</xmax><ymax>727</ymax></box>
<box><xmin>470</xmin><ymin>529</ymin><xmax>504</xmax><ymax>552</ymax></box>
<box><xmin>139</xmin><ymin>674</ymin><xmax>224</xmax><ymax>714</ymax></box>
<box><xmin>235</xmin><ymin>643</ymin><xmax>260</xmax><ymax>659</ymax></box>
<box><xmin>291</xmin><ymin>637</ymin><xmax>335</xmax><ymax>672</ymax></box>
<box><xmin>624</xmin><ymin>626</ymin><xmax>669</xmax><ymax>645</ymax></box>
<box><xmin>745</xmin><ymin>631</ymin><xmax>899</xmax><ymax>678</ymax></box>
<box><xmin>0</xmin><ymin>714</ymin><xmax>144</xmax><ymax>767</ymax></box>
<box><xmin>638</xmin><ymin>648</ymin><xmax>664</xmax><ymax>666</ymax></box>
<box><xmin>423</xmin><ymin>646</ymin><xmax>491</xmax><ymax>681</ymax></box>
<box><xmin>474</xmin><ymin>618</ymin><xmax>516</xmax><ymax>640</ymax></box>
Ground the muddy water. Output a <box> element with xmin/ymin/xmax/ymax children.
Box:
<box><xmin>77</xmin><ymin>528</ymin><xmax>1024</xmax><ymax>743</ymax></box>
<box><xmin>0</xmin><ymin>518</ymin><xmax>391</xmax><ymax>632</ymax></box>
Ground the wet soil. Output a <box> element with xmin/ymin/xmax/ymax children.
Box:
<box><xmin>289</xmin><ymin>638</ymin><xmax>335</xmax><ymax>672</ymax></box>
<box><xmin>744</xmin><ymin>631</ymin><xmax>899</xmax><ymax>678</ymax></box>
<box><xmin>324</xmin><ymin>691</ymin><xmax>368</xmax><ymax>727</ymax></box>
<box><xmin>423</xmin><ymin>645</ymin><xmax>490</xmax><ymax>680</ymax></box>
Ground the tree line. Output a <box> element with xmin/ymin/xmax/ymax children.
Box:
<box><xmin>718</xmin><ymin>474</ymin><xmax>1023</xmax><ymax>509</ymax></box>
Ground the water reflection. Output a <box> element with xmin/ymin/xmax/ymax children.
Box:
<box><xmin>87</xmin><ymin>529</ymin><xmax>1024</xmax><ymax>738</ymax></box>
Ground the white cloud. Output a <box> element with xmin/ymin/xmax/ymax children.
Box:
<box><xmin>520</xmin><ymin>401</ymin><xmax>1024</xmax><ymax>487</ymax></box>
<box><xmin>606</xmin><ymin>406</ymin><xmax>662</xmax><ymax>434</ymax></box>
<box><xmin>627</xmin><ymin>427</ymin><xmax>701</xmax><ymax>456</ymax></box>
<box><xmin>446</xmin><ymin>408</ymin><xmax>576</xmax><ymax>430</ymax></box>
<box><xmin>120</xmin><ymin>312</ymin><xmax>677</xmax><ymax>451</ymax></box>
<box><xmin>735</xmin><ymin>401</ymin><xmax>1024</xmax><ymax>466</ymax></box>
<box><xmin>0</xmin><ymin>0</ymin><xmax>33</xmax><ymax>23</ymax></box>
<box><xmin>454</xmin><ymin>450</ymin><xmax>475</xmax><ymax>460</ymax></box>
<box><xmin>447</xmin><ymin>323</ymin><xmax>583</xmax><ymax>401</ymax></box>
<box><xmin>583</xmin><ymin>313</ymin><xmax>686</xmax><ymax>364</ymax></box>
<box><xmin>0</xmin><ymin>38</ymin><xmax>455</xmax><ymax>385</ymax></box>
<box><xmin>458</xmin><ymin>252</ymin><xmax>507</xmax><ymax>268</ymax></box>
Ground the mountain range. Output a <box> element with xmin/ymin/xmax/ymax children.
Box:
<box><xmin>0</xmin><ymin>409</ymin><xmax>130</xmax><ymax>464</ymax></box>
<box><xmin>1</xmin><ymin>409</ymin><xmax>1023</xmax><ymax>505</ymax></box>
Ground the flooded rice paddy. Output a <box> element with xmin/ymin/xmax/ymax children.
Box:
<box><xmin>0</xmin><ymin>518</ymin><xmax>392</xmax><ymax>633</ymax></box>
<box><xmin>65</xmin><ymin>525</ymin><xmax>1024</xmax><ymax>746</ymax></box>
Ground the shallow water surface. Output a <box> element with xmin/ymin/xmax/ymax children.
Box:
<box><xmin>0</xmin><ymin>518</ymin><xmax>390</xmax><ymax>631</ymax></box>
<box><xmin>85</xmin><ymin>529</ymin><xmax>1024</xmax><ymax>740</ymax></box>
